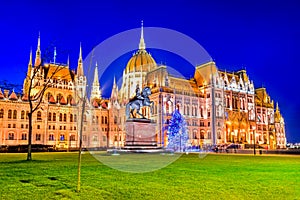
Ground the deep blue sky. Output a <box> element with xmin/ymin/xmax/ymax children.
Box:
<box><xmin>0</xmin><ymin>0</ymin><xmax>299</xmax><ymax>142</ymax></box>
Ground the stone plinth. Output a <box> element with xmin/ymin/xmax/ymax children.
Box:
<box><xmin>125</xmin><ymin>119</ymin><xmax>157</xmax><ymax>147</ymax></box>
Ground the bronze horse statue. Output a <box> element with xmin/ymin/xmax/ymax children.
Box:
<box><xmin>126</xmin><ymin>86</ymin><xmax>154</xmax><ymax>119</ymax></box>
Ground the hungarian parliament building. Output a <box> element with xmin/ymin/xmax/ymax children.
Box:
<box><xmin>0</xmin><ymin>27</ymin><xmax>286</xmax><ymax>151</ymax></box>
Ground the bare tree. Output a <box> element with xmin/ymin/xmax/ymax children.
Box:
<box><xmin>26</xmin><ymin>62</ymin><xmax>64</xmax><ymax>161</ymax></box>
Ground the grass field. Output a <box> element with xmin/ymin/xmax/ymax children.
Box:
<box><xmin>0</xmin><ymin>152</ymin><xmax>299</xmax><ymax>200</ymax></box>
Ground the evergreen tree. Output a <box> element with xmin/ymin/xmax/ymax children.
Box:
<box><xmin>167</xmin><ymin>109</ymin><xmax>189</xmax><ymax>152</ymax></box>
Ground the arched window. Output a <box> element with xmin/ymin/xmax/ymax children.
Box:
<box><xmin>45</xmin><ymin>92</ymin><xmax>52</xmax><ymax>101</ymax></box>
<box><xmin>200</xmin><ymin>131</ymin><xmax>205</xmax><ymax>139</ymax></box>
<box><xmin>83</xmin><ymin>114</ymin><xmax>87</xmax><ymax>122</ymax></box>
<box><xmin>59</xmin><ymin>113</ymin><xmax>62</xmax><ymax>122</ymax></box>
<box><xmin>49</xmin><ymin>134</ymin><xmax>54</xmax><ymax>141</ymax></box>
<box><xmin>13</xmin><ymin>110</ymin><xmax>17</xmax><ymax>119</ymax></box>
<box><xmin>67</xmin><ymin>95</ymin><xmax>73</xmax><ymax>105</ymax></box>
<box><xmin>48</xmin><ymin>112</ymin><xmax>52</xmax><ymax>121</ymax></box>
<box><xmin>37</xmin><ymin>111</ymin><xmax>42</xmax><ymax>121</ymax></box>
<box><xmin>74</xmin><ymin>114</ymin><xmax>77</xmax><ymax>122</ymax></box>
<box><xmin>101</xmin><ymin>116</ymin><xmax>104</xmax><ymax>124</ymax></box>
<box><xmin>53</xmin><ymin>113</ymin><xmax>56</xmax><ymax>121</ymax></box>
<box><xmin>0</xmin><ymin>109</ymin><xmax>4</xmax><ymax>118</ymax></box>
<box><xmin>70</xmin><ymin>114</ymin><xmax>73</xmax><ymax>122</ymax></box>
<box><xmin>8</xmin><ymin>133</ymin><xmax>14</xmax><ymax>140</ymax></box>
<box><xmin>21</xmin><ymin>110</ymin><xmax>25</xmax><ymax>119</ymax></box>
<box><xmin>56</xmin><ymin>94</ymin><xmax>63</xmax><ymax>103</ymax></box>
<box><xmin>8</xmin><ymin>110</ymin><xmax>12</xmax><ymax>119</ymax></box>
<box><xmin>63</xmin><ymin>114</ymin><xmax>67</xmax><ymax>122</ymax></box>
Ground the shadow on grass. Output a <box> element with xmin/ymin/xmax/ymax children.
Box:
<box><xmin>0</xmin><ymin>159</ymin><xmax>52</xmax><ymax>164</ymax></box>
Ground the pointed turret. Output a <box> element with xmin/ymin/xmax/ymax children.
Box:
<box><xmin>111</xmin><ymin>76</ymin><xmax>118</xmax><ymax>101</ymax></box>
<box><xmin>276</xmin><ymin>102</ymin><xmax>280</xmax><ymax>113</ymax></box>
<box><xmin>23</xmin><ymin>50</ymin><xmax>33</xmax><ymax>95</ymax></box>
<box><xmin>77</xmin><ymin>43</ymin><xmax>84</xmax><ymax>76</ymax></box>
<box><xmin>67</xmin><ymin>55</ymin><xmax>70</xmax><ymax>68</ymax></box>
<box><xmin>90</xmin><ymin>62</ymin><xmax>102</xmax><ymax>100</ymax></box>
<box><xmin>139</xmin><ymin>20</ymin><xmax>146</xmax><ymax>50</ymax></box>
<box><xmin>34</xmin><ymin>32</ymin><xmax>41</xmax><ymax>66</ymax></box>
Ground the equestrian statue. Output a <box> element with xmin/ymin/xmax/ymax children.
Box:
<box><xmin>126</xmin><ymin>85</ymin><xmax>154</xmax><ymax>119</ymax></box>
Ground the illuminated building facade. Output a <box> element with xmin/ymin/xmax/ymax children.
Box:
<box><xmin>0</xmin><ymin>25</ymin><xmax>286</xmax><ymax>150</ymax></box>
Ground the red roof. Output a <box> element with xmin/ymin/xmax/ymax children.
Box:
<box><xmin>92</xmin><ymin>99</ymin><xmax>99</xmax><ymax>108</ymax></box>
<box><xmin>22</xmin><ymin>94</ymin><xmax>28</xmax><ymax>101</ymax></box>
<box><xmin>70</xmin><ymin>98</ymin><xmax>76</xmax><ymax>106</ymax></box>
<box><xmin>9</xmin><ymin>91</ymin><xmax>18</xmax><ymax>100</ymax></box>
<box><xmin>0</xmin><ymin>89</ymin><xmax>4</xmax><ymax>99</ymax></box>
<box><xmin>49</xmin><ymin>96</ymin><xmax>56</xmax><ymax>104</ymax></box>
<box><xmin>60</xmin><ymin>96</ymin><xmax>67</xmax><ymax>105</ymax></box>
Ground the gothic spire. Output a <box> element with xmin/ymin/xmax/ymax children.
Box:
<box><xmin>77</xmin><ymin>43</ymin><xmax>84</xmax><ymax>76</ymax></box>
<box><xmin>90</xmin><ymin>62</ymin><xmax>101</xmax><ymax>99</ymax></box>
<box><xmin>139</xmin><ymin>20</ymin><xmax>146</xmax><ymax>50</ymax></box>
<box><xmin>34</xmin><ymin>32</ymin><xmax>41</xmax><ymax>66</ymax></box>
<box><xmin>28</xmin><ymin>49</ymin><xmax>32</xmax><ymax>66</ymax></box>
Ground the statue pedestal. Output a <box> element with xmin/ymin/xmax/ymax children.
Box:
<box><xmin>125</xmin><ymin>119</ymin><xmax>157</xmax><ymax>148</ymax></box>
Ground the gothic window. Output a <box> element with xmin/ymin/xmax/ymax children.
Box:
<box><xmin>200</xmin><ymin>107</ymin><xmax>203</xmax><ymax>118</ymax></box>
<box><xmin>60</xmin><ymin>134</ymin><xmax>65</xmax><ymax>141</ymax></box>
<box><xmin>200</xmin><ymin>131</ymin><xmax>205</xmax><ymax>139</ymax></box>
<box><xmin>101</xmin><ymin>116</ymin><xmax>104</xmax><ymax>124</ymax></box>
<box><xmin>8</xmin><ymin>110</ymin><xmax>12</xmax><ymax>119</ymax></box>
<box><xmin>49</xmin><ymin>134</ymin><xmax>54</xmax><ymax>141</ymax></box>
<box><xmin>46</xmin><ymin>92</ymin><xmax>52</xmax><ymax>101</ymax></box>
<box><xmin>53</xmin><ymin>113</ymin><xmax>56</xmax><ymax>121</ymax></box>
<box><xmin>70</xmin><ymin>135</ymin><xmax>75</xmax><ymax>141</ymax></box>
<box><xmin>192</xmin><ymin>130</ymin><xmax>197</xmax><ymax>139</ymax></box>
<box><xmin>48</xmin><ymin>112</ymin><xmax>52</xmax><ymax>121</ymax></box>
<box><xmin>217</xmin><ymin>131</ymin><xmax>221</xmax><ymax>139</ymax></box>
<box><xmin>63</xmin><ymin>114</ymin><xmax>67</xmax><ymax>122</ymax></box>
<box><xmin>56</xmin><ymin>94</ymin><xmax>63</xmax><ymax>103</ymax></box>
<box><xmin>21</xmin><ymin>110</ymin><xmax>25</xmax><ymax>119</ymax></box>
<box><xmin>0</xmin><ymin>109</ymin><xmax>4</xmax><ymax>118</ymax></box>
<box><xmin>67</xmin><ymin>95</ymin><xmax>73</xmax><ymax>105</ymax></box>
<box><xmin>37</xmin><ymin>111</ymin><xmax>42</xmax><ymax>121</ymax></box>
<box><xmin>59</xmin><ymin>113</ymin><xmax>63</xmax><ymax>122</ymax></box>
<box><xmin>36</xmin><ymin>134</ymin><xmax>41</xmax><ymax>141</ymax></box>
<box><xmin>8</xmin><ymin>133</ymin><xmax>14</xmax><ymax>140</ymax></box>
<box><xmin>70</xmin><ymin>114</ymin><xmax>73</xmax><ymax>122</ymax></box>
<box><xmin>13</xmin><ymin>110</ymin><xmax>17</xmax><ymax>119</ymax></box>
<box><xmin>22</xmin><ymin>133</ymin><xmax>27</xmax><ymax>140</ymax></box>
<box><xmin>207</xmin><ymin>131</ymin><xmax>211</xmax><ymax>139</ymax></box>
<box><xmin>166</xmin><ymin>102</ymin><xmax>169</xmax><ymax>114</ymax></box>
<box><xmin>93</xmin><ymin>135</ymin><xmax>98</xmax><ymax>141</ymax></box>
<box><xmin>105</xmin><ymin>116</ymin><xmax>108</xmax><ymax>124</ymax></box>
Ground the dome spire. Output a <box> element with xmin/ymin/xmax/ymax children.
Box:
<box><xmin>139</xmin><ymin>20</ymin><xmax>146</xmax><ymax>50</ymax></box>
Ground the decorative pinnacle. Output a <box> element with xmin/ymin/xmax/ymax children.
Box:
<box><xmin>139</xmin><ymin>20</ymin><xmax>146</xmax><ymax>50</ymax></box>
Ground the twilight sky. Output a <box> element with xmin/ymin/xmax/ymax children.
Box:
<box><xmin>0</xmin><ymin>0</ymin><xmax>299</xmax><ymax>142</ymax></box>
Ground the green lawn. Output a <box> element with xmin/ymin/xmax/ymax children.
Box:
<box><xmin>0</xmin><ymin>152</ymin><xmax>299</xmax><ymax>200</ymax></box>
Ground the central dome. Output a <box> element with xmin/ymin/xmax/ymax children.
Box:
<box><xmin>125</xmin><ymin>49</ymin><xmax>156</xmax><ymax>73</ymax></box>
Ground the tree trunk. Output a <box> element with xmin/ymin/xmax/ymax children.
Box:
<box><xmin>27</xmin><ymin>113</ymin><xmax>32</xmax><ymax>161</ymax></box>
